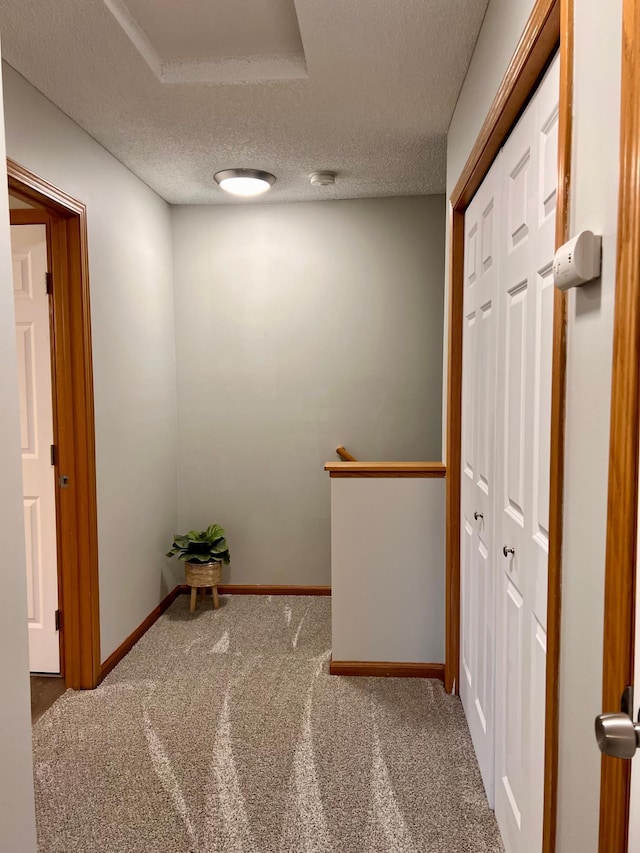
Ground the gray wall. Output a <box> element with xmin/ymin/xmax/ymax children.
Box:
<box><xmin>557</xmin><ymin>3</ymin><xmax>621</xmax><ymax>849</ymax></box>
<box><xmin>446</xmin><ymin>1</ymin><xmax>622</xmax><ymax>850</ymax></box>
<box><xmin>172</xmin><ymin>196</ymin><xmax>445</xmax><ymax>585</ymax></box>
<box><xmin>2</xmin><ymin>64</ymin><xmax>180</xmax><ymax>661</ymax></box>
<box><xmin>0</xmin><ymin>44</ymin><xmax>38</xmax><ymax>852</ymax></box>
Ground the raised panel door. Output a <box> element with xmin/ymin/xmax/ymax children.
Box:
<box><xmin>12</xmin><ymin>224</ymin><xmax>59</xmax><ymax>674</ymax></box>
<box><xmin>495</xmin><ymin>53</ymin><xmax>559</xmax><ymax>853</ymax></box>
<box><xmin>460</xmin><ymin>156</ymin><xmax>501</xmax><ymax>805</ymax></box>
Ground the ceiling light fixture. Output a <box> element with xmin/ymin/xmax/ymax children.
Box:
<box><xmin>214</xmin><ymin>168</ymin><xmax>276</xmax><ymax>197</ymax></box>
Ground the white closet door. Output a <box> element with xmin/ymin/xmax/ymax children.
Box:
<box><xmin>460</xmin><ymin>156</ymin><xmax>501</xmax><ymax>806</ymax></box>
<box><xmin>494</xmin><ymin>53</ymin><xmax>559</xmax><ymax>853</ymax></box>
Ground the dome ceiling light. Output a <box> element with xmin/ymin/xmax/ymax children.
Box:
<box><xmin>214</xmin><ymin>168</ymin><xmax>276</xmax><ymax>197</ymax></box>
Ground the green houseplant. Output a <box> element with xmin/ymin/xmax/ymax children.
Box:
<box><xmin>166</xmin><ymin>525</ymin><xmax>230</xmax><ymax>612</ymax></box>
<box><xmin>166</xmin><ymin>524</ymin><xmax>231</xmax><ymax>565</ymax></box>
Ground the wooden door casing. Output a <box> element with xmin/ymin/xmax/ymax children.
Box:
<box><xmin>8</xmin><ymin>161</ymin><xmax>101</xmax><ymax>690</ymax></box>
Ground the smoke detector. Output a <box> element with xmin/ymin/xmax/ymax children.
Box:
<box><xmin>310</xmin><ymin>171</ymin><xmax>336</xmax><ymax>187</ymax></box>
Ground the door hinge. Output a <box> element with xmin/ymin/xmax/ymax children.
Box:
<box><xmin>621</xmin><ymin>685</ymin><xmax>634</xmax><ymax>717</ymax></box>
<box><xmin>45</xmin><ymin>272</ymin><xmax>53</xmax><ymax>295</ymax></box>
<box><xmin>50</xmin><ymin>444</ymin><xmax>56</xmax><ymax>466</ymax></box>
<box><xmin>54</xmin><ymin>609</ymin><xmax>61</xmax><ymax>631</ymax></box>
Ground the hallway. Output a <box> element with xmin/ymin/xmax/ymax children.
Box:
<box><xmin>32</xmin><ymin>595</ymin><xmax>502</xmax><ymax>852</ymax></box>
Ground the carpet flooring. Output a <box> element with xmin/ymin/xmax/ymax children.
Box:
<box><xmin>32</xmin><ymin>595</ymin><xmax>504</xmax><ymax>853</ymax></box>
<box><xmin>30</xmin><ymin>675</ymin><xmax>66</xmax><ymax>725</ymax></box>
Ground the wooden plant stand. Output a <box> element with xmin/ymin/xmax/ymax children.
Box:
<box><xmin>185</xmin><ymin>561</ymin><xmax>223</xmax><ymax>612</ymax></box>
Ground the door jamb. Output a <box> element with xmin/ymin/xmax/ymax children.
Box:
<box><xmin>598</xmin><ymin>0</ymin><xmax>640</xmax><ymax>849</ymax></box>
<box><xmin>7</xmin><ymin>158</ymin><xmax>101</xmax><ymax>689</ymax></box>
<box><xmin>444</xmin><ymin>2</ymin><xmax>572</xmax><ymax>852</ymax></box>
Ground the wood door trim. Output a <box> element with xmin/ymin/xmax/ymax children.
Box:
<box><xmin>445</xmin><ymin>200</ymin><xmax>464</xmax><ymax>695</ymax></box>
<box><xmin>445</xmin><ymin>3</ymin><xmax>570</xmax><ymax>853</ymax></box>
<box><xmin>598</xmin><ymin>0</ymin><xmax>640</xmax><ymax>849</ymax></box>
<box><xmin>8</xmin><ymin>158</ymin><xmax>101</xmax><ymax>689</ymax></box>
<box><xmin>8</xmin><ymin>209</ymin><xmax>50</xmax><ymax>226</ymax></box>
<box><xmin>8</xmin><ymin>160</ymin><xmax>86</xmax><ymax>216</ymax></box>
<box><xmin>543</xmin><ymin>4</ymin><xmax>573</xmax><ymax>850</ymax></box>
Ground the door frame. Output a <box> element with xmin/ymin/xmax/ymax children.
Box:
<box><xmin>598</xmin><ymin>0</ymin><xmax>640</xmax><ymax>849</ymax></box>
<box><xmin>444</xmin><ymin>1</ymin><xmax>573</xmax><ymax>851</ymax></box>
<box><xmin>8</xmin><ymin>158</ymin><xmax>101</xmax><ymax>689</ymax></box>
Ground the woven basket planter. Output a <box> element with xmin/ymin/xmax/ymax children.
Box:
<box><xmin>185</xmin><ymin>561</ymin><xmax>222</xmax><ymax>587</ymax></box>
<box><xmin>185</xmin><ymin>561</ymin><xmax>222</xmax><ymax>611</ymax></box>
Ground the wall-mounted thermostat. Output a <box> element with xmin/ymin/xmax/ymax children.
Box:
<box><xmin>553</xmin><ymin>230</ymin><xmax>602</xmax><ymax>291</ymax></box>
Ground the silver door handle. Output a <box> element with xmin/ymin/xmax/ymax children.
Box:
<box><xmin>595</xmin><ymin>712</ymin><xmax>640</xmax><ymax>759</ymax></box>
<box><xmin>503</xmin><ymin>546</ymin><xmax>514</xmax><ymax>557</ymax></box>
<box><xmin>474</xmin><ymin>512</ymin><xmax>483</xmax><ymax>521</ymax></box>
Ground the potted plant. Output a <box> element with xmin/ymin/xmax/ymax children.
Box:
<box><xmin>166</xmin><ymin>524</ymin><xmax>231</xmax><ymax>612</ymax></box>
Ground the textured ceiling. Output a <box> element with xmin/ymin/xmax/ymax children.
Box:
<box><xmin>0</xmin><ymin>0</ymin><xmax>489</xmax><ymax>204</ymax></box>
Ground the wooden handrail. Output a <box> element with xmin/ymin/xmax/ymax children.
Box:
<box><xmin>325</xmin><ymin>461</ymin><xmax>446</xmax><ymax>478</ymax></box>
<box><xmin>336</xmin><ymin>446</ymin><xmax>357</xmax><ymax>462</ymax></box>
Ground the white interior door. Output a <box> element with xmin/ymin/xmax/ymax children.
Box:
<box><xmin>12</xmin><ymin>223</ymin><xmax>60</xmax><ymax>674</ymax></box>
<box><xmin>460</xmin><ymin>156</ymin><xmax>501</xmax><ymax>806</ymax></box>
<box><xmin>494</xmin><ymin>54</ymin><xmax>559</xmax><ymax>853</ymax></box>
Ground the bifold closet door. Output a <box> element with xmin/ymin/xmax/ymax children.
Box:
<box><xmin>494</xmin><ymin>53</ymin><xmax>559</xmax><ymax>853</ymax></box>
<box><xmin>460</xmin><ymin>156</ymin><xmax>501</xmax><ymax>807</ymax></box>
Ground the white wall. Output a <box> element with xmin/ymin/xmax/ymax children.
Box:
<box><xmin>446</xmin><ymin>2</ymin><xmax>622</xmax><ymax>852</ymax></box>
<box><xmin>2</xmin><ymin>64</ymin><xmax>179</xmax><ymax>661</ymax></box>
<box><xmin>0</xmin><ymin>45</ymin><xmax>38</xmax><ymax>853</ymax></box>
<box><xmin>172</xmin><ymin>197</ymin><xmax>445</xmax><ymax>585</ymax></box>
<box><xmin>331</xmin><ymin>478</ymin><xmax>445</xmax><ymax>663</ymax></box>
